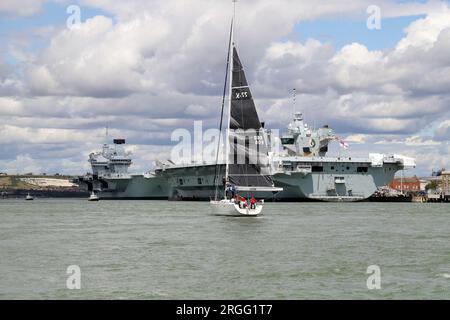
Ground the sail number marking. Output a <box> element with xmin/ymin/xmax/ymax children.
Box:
<box><xmin>254</xmin><ymin>135</ymin><xmax>264</xmax><ymax>145</ymax></box>
<box><xmin>235</xmin><ymin>91</ymin><xmax>249</xmax><ymax>99</ymax></box>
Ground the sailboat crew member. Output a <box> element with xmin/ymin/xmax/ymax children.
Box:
<box><xmin>250</xmin><ymin>196</ymin><xmax>257</xmax><ymax>209</ymax></box>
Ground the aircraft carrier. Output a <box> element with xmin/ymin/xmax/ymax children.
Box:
<box><xmin>157</xmin><ymin>112</ymin><xmax>415</xmax><ymax>201</ymax></box>
<box><xmin>75</xmin><ymin>139</ymin><xmax>168</xmax><ymax>199</ymax></box>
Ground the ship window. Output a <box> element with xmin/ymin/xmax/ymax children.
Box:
<box><xmin>357</xmin><ymin>167</ymin><xmax>368</xmax><ymax>173</ymax></box>
<box><xmin>179</xmin><ymin>179</ymin><xmax>183</xmax><ymax>185</ymax></box>
<box><xmin>281</xmin><ymin>137</ymin><xmax>295</xmax><ymax>145</ymax></box>
<box><xmin>346</xmin><ymin>167</ymin><xmax>350</xmax><ymax>170</ymax></box>
<box><xmin>331</xmin><ymin>166</ymin><xmax>335</xmax><ymax>170</ymax></box>
<box><xmin>198</xmin><ymin>178</ymin><xmax>202</xmax><ymax>185</ymax></box>
<box><xmin>312</xmin><ymin>166</ymin><xmax>323</xmax><ymax>172</ymax></box>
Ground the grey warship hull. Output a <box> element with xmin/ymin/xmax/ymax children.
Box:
<box><xmin>156</xmin><ymin>155</ymin><xmax>407</xmax><ymax>202</ymax></box>
<box><xmin>76</xmin><ymin>174</ymin><xmax>169</xmax><ymax>200</ymax></box>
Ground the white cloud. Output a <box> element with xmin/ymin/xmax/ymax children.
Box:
<box><xmin>184</xmin><ymin>104</ymin><xmax>210</xmax><ymax>117</ymax></box>
<box><xmin>0</xmin><ymin>124</ymin><xmax>94</xmax><ymax>144</ymax></box>
<box><xmin>0</xmin><ymin>0</ymin><xmax>46</xmax><ymax>17</ymax></box>
<box><xmin>0</xmin><ymin>61</ymin><xmax>22</xmax><ymax>95</ymax></box>
<box><xmin>26</xmin><ymin>15</ymin><xmax>164</xmax><ymax>97</ymax></box>
<box><xmin>396</xmin><ymin>6</ymin><xmax>450</xmax><ymax>51</ymax></box>
<box><xmin>0</xmin><ymin>98</ymin><xmax>25</xmax><ymax>116</ymax></box>
<box><xmin>435</xmin><ymin>119</ymin><xmax>450</xmax><ymax>141</ymax></box>
<box><xmin>345</xmin><ymin>134</ymin><xmax>368</xmax><ymax>144</ymax></box>
<box><xmin>375</xmin><ymin>135</ymin><xmax>441</xmax><ymax>146</ymax></box>
<box><xmin>0</xmin><ymin>154</ymin><xmax>43</xmax><ymax>175</ymax></box>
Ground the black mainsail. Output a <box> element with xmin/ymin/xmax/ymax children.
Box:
<box><xmin>225</xmin><ymin>45</ymin><xmax>279</xmax><ymax>193</ymax></box>
<box><xmin>229</xmin><ymin>47</ymin><xmax>261</xmax><ymax>130</ymax></box>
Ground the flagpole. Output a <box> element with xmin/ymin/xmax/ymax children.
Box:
<box><xmin>292</xmin><ymin>88</ymin><xmax>296</xmax><ymax>116</ymax></box>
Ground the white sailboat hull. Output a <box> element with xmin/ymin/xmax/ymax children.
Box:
<box><xmin>210</xmin><ymin>199</ymin><xmax>262</xmax><ymax>216</ymax></box>
<box><xmin>88</xmin><ymin>192</ymin><xmax>99</xmax><ymax>201</ymax></box>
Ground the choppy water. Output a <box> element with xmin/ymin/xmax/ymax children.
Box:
<box><xmin>0</xmin><ymin>199</ymin><xmax>449</xmax><ymax>299</ymax></box>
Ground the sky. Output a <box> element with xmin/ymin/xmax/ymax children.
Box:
<box><xmin>0</xmin><ymin>0</ymin><xmax>449</xmax><ymax>176</ymax></box>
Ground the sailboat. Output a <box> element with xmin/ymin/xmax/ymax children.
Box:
<box><xmin>88</xmin><ymin>191</ymin><xmax>99</xmax><ymax>201</ymax></box>
<box><xmin>25</xmin><ymin>193</ymin><xmax>34</xmax><ymax>201</ymax></box>
<box><xmin>210</xmin><ymin>3</ymin><xmax>282</xmax><ymax>216</ymax></box>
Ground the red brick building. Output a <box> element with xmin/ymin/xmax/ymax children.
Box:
<box><xmin>389</xmin><ymin>176</ymin><xmax>421</xmax><ymax>192</ymax></box>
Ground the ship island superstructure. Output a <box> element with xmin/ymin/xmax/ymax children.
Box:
<box><xmin>75</xmin><ymin>139</ymin><xmax>169</xmax><ymax>199</ymax></box>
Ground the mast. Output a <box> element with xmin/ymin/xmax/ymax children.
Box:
<box><xmin>224</xmin><ymin>0</ymin><xmax>236</xmax><ymax>198</ymax></box>
<box><xmin>213</xmin><ymin>21</ymin><xmax>233</xmax><ymax>201</ymax></box>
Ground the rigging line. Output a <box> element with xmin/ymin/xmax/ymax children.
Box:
<box><xmin>213</xmin><ymin>20</ymin><xmax>233</xmax><ymax>201</ymax></box>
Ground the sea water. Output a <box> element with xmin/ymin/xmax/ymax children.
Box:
<box><xmin>0</xmin><ymin>199</ymin><xmax>448</xmax><ymax>299</ymax></box>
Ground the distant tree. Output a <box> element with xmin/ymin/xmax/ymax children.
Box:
<box><xmin>425</xmin><ymin>180</ymin><xmax>439</xmax><ymax>191</ymax></box>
